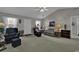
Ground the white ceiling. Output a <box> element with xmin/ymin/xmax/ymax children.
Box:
<box><xmin>0</xmin><ymin>7</ymin><xmax>68</xmax><ymax>19</ymax></box>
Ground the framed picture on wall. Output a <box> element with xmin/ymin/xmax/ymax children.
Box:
<box><xmin>19</xmin><ymin>19</ymin><xmax>21</xmax><ymax>24</ymax></box>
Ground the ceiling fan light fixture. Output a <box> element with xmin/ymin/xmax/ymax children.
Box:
<box><xmin>40</xmin><ymin>9</ymin><xmax>45</xmax><ymax>12</ymax></box>
<box><xmin>40</xmin><ymin>7</ymin><xmax>48</xmax><ymax>12</ymax></box>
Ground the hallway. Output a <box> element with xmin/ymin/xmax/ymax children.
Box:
<box><xmin>3</xmin><ymin>35</ymin><xmax>79</xmax><ymax>52</ymax></box>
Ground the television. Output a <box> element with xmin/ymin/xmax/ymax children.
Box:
<box><xmin>49</xmin><ymin>21</ymin><xmax>55</xmax><ymax>27</ymax></box>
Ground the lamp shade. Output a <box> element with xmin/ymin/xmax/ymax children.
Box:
<box><xmin>0</xmin><ymin>22</ymin><xmax>5</xmax><ymax>28</ymax></box>
<box><xmin>55</xmin><ymin>24</ymin><xmax>62</xmax><ymax>32</ymax></box>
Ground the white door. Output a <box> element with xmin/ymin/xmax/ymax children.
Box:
<box><xmin>24</xmin><ymin>19</ymin><xmax>32</xmax><ymax>35</ymax></box>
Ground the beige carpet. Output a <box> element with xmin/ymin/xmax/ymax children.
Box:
<box><xmin>2</xmin><ymin>35</ymin><xmax>79</xmax><ymax>52</ymax></box>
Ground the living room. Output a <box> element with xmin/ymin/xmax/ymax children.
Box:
<box><xmin>0</xmin><ymin>7</ymin><xmax>79</xmax><ymax>52</ymax></box>
<box><xmin>43</xmin><ymin>8</ymin><xmax>79</xmax><ymax>39</ymax></box>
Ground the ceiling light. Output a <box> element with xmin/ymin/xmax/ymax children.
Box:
<box><xmin>40</xmin><ymin>7</ymin><xmax>48</xmax><ymax>12</ymax></box>
<box><xmin>40</xmin><ymin>9</ymin><xmax>45</xmax><ymax>12</ymax></box>
<box><xmin>35</xmin><ymin>7</ymin><xmax>48</xmax><ymax>12</ymax></box>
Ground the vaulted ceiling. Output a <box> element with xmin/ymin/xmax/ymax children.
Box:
<box><xmin>0</xmin><ymin>7</ymin><xmax>68</xmax><ymax>19</ymax></box>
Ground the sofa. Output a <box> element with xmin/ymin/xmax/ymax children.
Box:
<box><xmin>4</xmin><ymin>28</ymin><xmax>20</xmax><ymax>44</ymax></box>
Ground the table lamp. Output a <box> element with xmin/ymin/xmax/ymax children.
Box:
<box><xmin>55</xmin><ymin>24</ymin><xmax>62</xmax><ymax>32</ymax></box>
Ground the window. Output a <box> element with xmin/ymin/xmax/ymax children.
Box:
<box><xmin>35</xmin><ymin>20</ymin><xmax>41</xmax><ymax>29</ymax></box>
<box><xmin>7</xmin><ymin>18</ymin><xmax>17</xmax><ymax>24</ymax></box>
<box><xmin>35</xmin><ymin>20</ymin><xmax>41</xmax><ymax>27</ymax></box>
<box><xmin>7</xmin><ymin>17</ymin><xmax>17</xmax><ymax>28</ymax></box>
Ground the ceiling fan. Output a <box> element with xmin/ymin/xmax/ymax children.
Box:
<box><xmin>35</xmin><ymin>7</ymin><xmax>48</xmax><ymax>12</ymax></box>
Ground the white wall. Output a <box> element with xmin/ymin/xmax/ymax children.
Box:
<box><xmin>17</xmin><ymin>19</ymin><xmax>24</xmax><ymax>31</ymax></box>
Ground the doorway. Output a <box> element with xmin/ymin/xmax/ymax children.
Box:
<box><xmin>71</xmin><ymin>16</ymin><xmax>79</xmax><ymax>38</ymax></box>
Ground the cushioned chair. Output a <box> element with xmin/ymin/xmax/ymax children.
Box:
<box><xmin>4</xmin><ymin>28</ymin><xmax>20</xmax><ymax>44</ymax></box>
<box><xmin>33</xmin><ymin>27</ymin><xmax>42</xmax><ymax>37</ymax></box>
